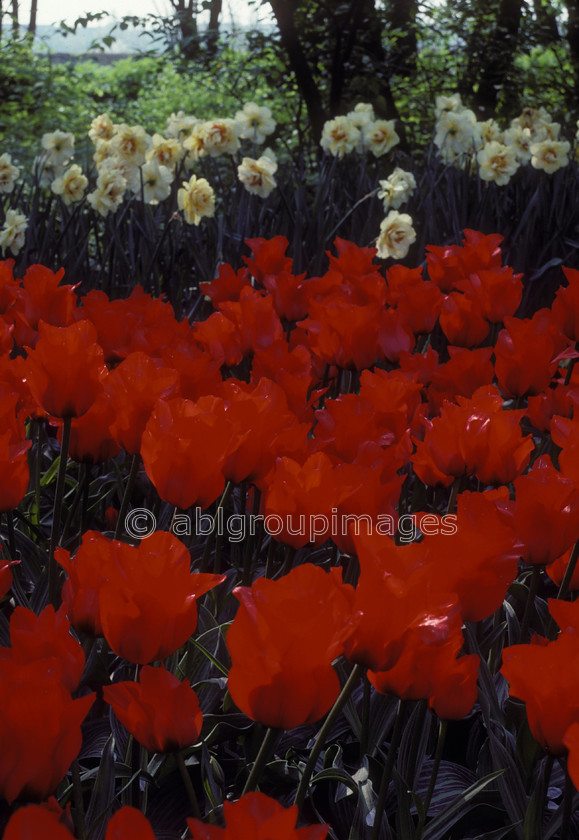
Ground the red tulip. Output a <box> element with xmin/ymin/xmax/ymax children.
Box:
<box><xmin>23</xmin><ymin>320</ymin><xmax>107</xmax><ymax>418</ymax></box>
<box><xmin>412</xmin><ymin>386</ymin><xmax>534</xmax><ymax>487</ymax></box>
<box><xmin>97</xmin><ymin>530</ymin><xmax>224</xmax><ymax>664</ymax></box>
<box><xmin>58</xmin><ymin>391</ymin><xmax>120</xmax><ymax>464</ymax></box>
<box><xmin>439</xmin><ymin>292</ymin><xmax>490</xmax><ymax>347</ymax></box>
<box><xmin>103</xmin><ymin>664</ymin><xmax>203</xmax><ymax>753</ymax></box>
<box><xmin>427</xmin><ymin>346</ymin><xmax>494</xmax><ymax>414</ymax></box>
<box><xmin>426</xmin><ymin>230</ymin><xmax>503</xmax><ymax>293</ymax></box>
<box><xmin>314</xmin><ymin>394</ymin><xmax>396</xmax><ymax>463</ymax></box>
<box><xmin>251</xmin><ymin>340</ymin><xmax>315</xmax><ymax>421</ymax></box>
<box><xmin>4</xmin><ymin>801</ymin><xmax>75</xmax><ymax>840</ymax></box>
<box><xmin>525</xmin><ymin>380</ymin><xmax>577</xmax><ymax>433</ymax></box>
<box><xmin>141</xmin><ymin>396</ymin><xmax>233</xmax><ymax>510</ymax></box>
<box><xmin>386</xmin><ymin>264</ymin><xmax>443</xmax><ymax>335</ymax></box>
<box><xmin>368</xmin><ymin>621</ymin><xmax>479</xmax><ymax>720</ymax></box>
<box><xmin>57</xmin><ymin>531</ymin><xmax>224</xmax><ymax>662</ymax></box>
<box><xmin>564</xmin><ymin>721</ymin><xmax>579</xmax><ymax>791</ymax></box>
<box><xmin>324</xmin><ymin>237</ymin><xmax>387</xmax><ymax>306</ymax></box>
<box><xmin>218</xmin><ymin>286</ymin><xmax>284</xmax><ymax>357</ymax></box>
<box><xmin>460</xmin><ymin>265</ymin><xmax>522</xmax><ymax>323</ymax></box>
<box><xmin>546</xmin><ymin>546</ymin><xmax>579</xmax><ymax>593</ymax></box>
<box><xmin>9</xmin><ymin>264</ymin><xmax>78</xmax><ymax>349</ymax></box>
<box><xmin>106</xmin><ymin>351</ymin><xmax>180</xmax><ymax>454</ymax></box>
<box><xmin>501</xmin><ymin>630</ymin><xmax>579</xmax><ymax>755</ymax></box>
<box><xmin>494</xmin><ymin>309</ymin><xmax>569</xmax><ymax>398</ymax></box>
<box><xmin>342</xmin><ymin>531</ymin><xmax>459</xmax><ymax>673</ymax></box>
<box><xmin>243</xmin><ymin>236</ymin><xmax>293</xmax><ymax>284</ymax></box>
<box><xmin>0</xmin><ymin>258</ymin><xmax>20</xmax><ymax>314</ymax></box>
<box><xmin>0</xmin><ymin>658</ymin><xmax>94</xmax><ymax>803</ymax></box>
<box><xmin>510</xmin><ymin>456</ymin><xmax>579</xmax><ymax>566</ymax></box>
<box><xmin>263</xmin><ymin>451</ymin><xmax>352</xmax><ymax>549</ymax></box>
<box><xmin>552</xmin><ymin>267</ymin><xmax>579</xmax><ymax>342</ymax></box>
<box><xmin>299</xmin><ymin>297</ymin><xmax>384</xmax><ymax>371</ymax></box>
<box><xmin>244</xmin><ymin>236</ymin><xmax>307</xmax><ymax>320</ymax></box>
<box><xmin>422</xmin><ymin>489</ymin><xmax>520</xmax><ymax>623</ymax></box>
<box><xmin>0</xmin><ymin>605</ymin><xmax>85</xmax><ymax>692</ymax></box>
<box><xmin>200</xmin><ymin>262</ymin><xmax>252</xmax><ymax>305</ymax></box>
<box><xmin>0</xmin><ymin>555</ymin><xmax>16</xmax><ymax>599</ymax></box>
<box><xmin>227</xmin><ymin>564</ymin><xmax>356</xmax><ymax>729</ymax></box>
<box><xmin>161</xmin><ymin>337</ymin><xmax>222</xmax><ymax>402</ymax></box>
<box><xmin>104</xmin><ymin>807</ymin><xmax>157</xmax><ymax>840</ymax></box>
<box><xmin>187</xmin><ymin>791</ymin><xmax>328</xmax><ymax>840</ymax></box>
<box><xmin>0</xmin><ymin>433</ymin><xmax>30</xmax><ymax>513</ymax></box>
<box><xmin>80</xmin><ymin>286</ymin><xmax>189</xmax><ymax>364</ymax></box>
<box><xmin>219</xmin><ymin>377</ymin><xmax>299</xmax><ymax>485</ymax></box>
<box><xmin>331</xmin><ymin>457</ymin><xmax>405</xmax><ymax>554</ymax></box>
<box><xmin>55</xmin><ymin>530</ymin><xmax>113</xmax><ymax>636</ymax></box>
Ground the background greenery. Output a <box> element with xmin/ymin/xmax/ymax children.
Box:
<box><xmin>1</xmin><ymin>0</ymin><xmax>579</xmax><ymax>316</ymax></box>
<box><xmin>1</xmin><ymin>0</ymin><xmax>577</xmax><ymax>165</ymax></box>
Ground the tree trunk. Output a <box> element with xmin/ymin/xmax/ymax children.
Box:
<box><xmin>471</xmin><ymin>0</ymin><xmax>523</xmax><ymax>116</ymax></box>
<box><xmin>565</xmin><ymin>0</ymin><xmax>579</xmax><ymax>100</ymax></box>
<box><xmin>349</xmin><ymin>0</ymin><xmax>407</xmax><ymax>146</ymax></box>
<box><xmin>268</xmin><ymin>0</ymin><xmax>327</xmax><ymax>142</ymax></box>
<box><xmin>532</xmin><ymin>0</ymin><xmax>559</xmax><ymax>43</ymax></box>
<box><xmin>328</xmin><ymin>0</ymin><xmax>362</xmax><ymax>113</ymax></box>
<box><xmin>388</xmin><ymin>0</ymin><xmax>418</xmax><ymax>77</ymax></box>
<box><xmin>207</xmin><ymin>0</ymin><xmax>222</xmax><ymax>57</ymax></box>
<box><xmin>169</xmin><ymin>0</ymin><xmax>199</xmax><ymax>60</ymax></box>
<box><xmin>28</xmin><ymin>0</ymin><xmax>37</xmax><ymax>39</ymax></box>
<box><xmin>12</xmin><ymin>0</ymin><xmax>19</xmax><ymax>35</ymax></box>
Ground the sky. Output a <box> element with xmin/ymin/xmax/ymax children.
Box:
<box><xmin>20</xmin><ymin>0</ymin><xmax>269</xmax><ymax>27</ymax></box>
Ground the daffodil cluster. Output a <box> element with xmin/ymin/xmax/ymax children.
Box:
<box><xmin>434</xmin><ymin>94</ymin><xmax>571</xmax><ymax>183</ymax></box>
<box><xmin>320</xmin><ymin>103</ymin><xmax>400</xmax><ymax>159</ymax></box>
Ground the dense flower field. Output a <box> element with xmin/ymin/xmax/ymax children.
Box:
<box><xmin>1</xmin><ymin>92</ymin><xmax>579</xmax><ymax>312</ymax></box>
<box><xmin>2</xmin><ymin>87</ymin><xmax>579</xmax><ymax>839</ymax></box>
<box><xmin>0</xmin><ymin>225</ymin><xmax>579</xmax><ymax>839</ymax></box>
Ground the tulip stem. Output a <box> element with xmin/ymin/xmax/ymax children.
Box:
<box><xmin>556</xmin><ymin>540</ymin><xmax>579</xmax><ymax>604</ymax></box>
<box><xmin>242</xmin><ymin>726</ymin><xmax>280</xmax><ymax>796</ymax></box>
<box><xmin>176</xmin><ymin>750</ymin><xmax>201</xmax><ymax>821</ymax></box>
<box><xmin>533</xmin><ymin>754</ymin><xmax>555</xmax><ymax>837</ymax></box>
<box><xmin>414</xmin><ymin>719</ymin><xmax>447</xmax><ymax>840</ymax></box>
<box><xmin>564</xmin><ymin>354</ymin><xmax>577</xmax><ymax>386</ymax></box>
<box><xmin>560</xmin><ymin>758</ymin><xmax>574</xmax><ymax>840</ymax></box>
<box><xmin>359</xmin><ymin>673</ymin><xmax>371</xmax><ymax>761</ymax></box>
<box><xmin>213</xmin><ymin>482</ymin><xmax>232</xmax><ymax>575</ymax></box>
<box><xmin>48</xmin><ymin>415</ymin><xmax>71</xmax><ymax>607</ymax></box>
<box><xmin>487</xmin><ymin>606</ymin><xmax>503</xmax><ymax>675</ymax></box>
<box><xmin>545</xmin><ymin>541</ymin><xmax>579</xmax><ymax>641</ymax></box>
<box><xmin>264</xmin><ymin>538</ymin><xmax>277</xmax><ymax>579</ymax></box>
<box><xmin>406</xmin><ymin>700</ymin><xmax>428</xmax><ymax>791</ymax></box>
<box><xmin>242</xmin><ymin>486</ymin><xmax>262</xmax><ymax>586</ymax></box>
<box><xmin>6</xmin><ymin>511</ymin><xmax>16</xmax><ymax>562</ymax></box>
<box><xmin>519</xmin><ymin>566</ymin><xmax>540</xmax><ymax>644</ymax></box>
<box><xmin>33</xmin><ymin>418</ymin><xmax>43</xmax><ymax>528</ymax></box>
<box><xmin>447</xmin><ymin>476</ymin><xmax>461</xmax><ymax>515</ymax></box>
<box><xmin>114</xmin><ymin>453</ymin><xmax>141</xmax><ymax>541</ymax></box>
<box><xmin>71</xmin><ymin>760</ymin><xmax>87</xmax><ymax>840</ymax></box>
<box><xmin>295</xmin><ymin>663</ymin><xmax>363</xmax><ymax>812</ymax></box>
<box><xmin>370</xmin><ymin>698</ymin><xmax>407</xmax><ymax>840</ymax></box>
<box><xmin>61</xmin><ymin>462</ymin><xmax>89</xmax><ymax>543</ymax></box>
<box><xmin>200</xmin><ymin>482</ymin><xmax>232</xmax><ymax>574</ymax></box>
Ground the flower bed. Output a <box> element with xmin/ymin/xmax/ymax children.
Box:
<box><xmin>1</xmin><ymin>226</ymin><xmax>579</xmax><ymax>838</ymax></box>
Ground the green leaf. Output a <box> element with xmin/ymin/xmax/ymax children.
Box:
<box><xmin>85</xmin><ymin>734</ymin><xmax>116</xmax><ymax>840</ymax></box>
<box><xmin>311</xmin><ymin>767</ymin><xmax>360</xmax><ymax>796</ymax></box>
<box><xmin>544</xmin><ymin>790</ymin><xmax>579</xmax><ymax>839</ymax></box>
<box><xmin>40</xmin><ymin>456</ymin><xmax>61</xmax><ymax>487</ymax></box>
<box><xmin>421</xmin><ymin>770</ymin><xmax>507</xmax><ymax>840</ymax></box>
<box><xmin>472</xmin><ymin>826</ymin><xmax>522</xmax><ymax>840</ymax></box>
